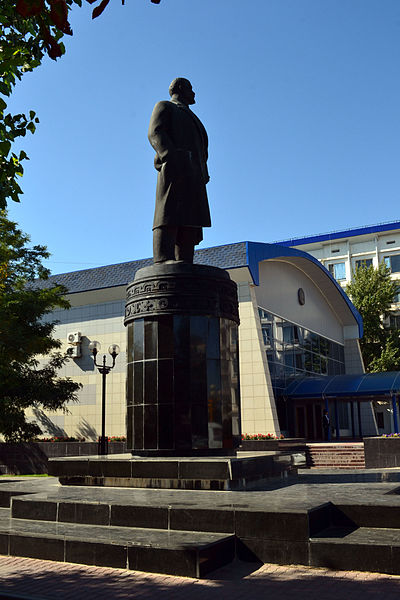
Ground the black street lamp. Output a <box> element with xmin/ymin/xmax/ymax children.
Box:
<box><xmin>89</xmin><ymin>340</ymin><xmax>120</xmax><ymax>455</ymax></box>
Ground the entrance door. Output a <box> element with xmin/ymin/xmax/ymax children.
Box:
<box><xmin>295</xmin><ymin>401</ymin><xmax>324</xmax><ymax>440</ymax></box>
<box><xmin>296</xmin><ymin>406</ymin><xmax>305</xmax><ymax>438</ymax></box>
<box><xmin>314</xmin><ymin>404</ymin><xmax>323</xmax><ymax>439</ymax></box>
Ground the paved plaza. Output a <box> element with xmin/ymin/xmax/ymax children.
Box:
<box><xmin>1</xmin><ymin>469</ymin><xmax>400</xmax><ymax>595</ymax></box>
<box><xmin>0</xmin><ymin>555</ymin><xmax>399</xmax><ymax>600</ymax></box>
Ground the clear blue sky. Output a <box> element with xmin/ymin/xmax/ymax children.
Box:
<box><xmin>7</xmin><ymin>0</ymin><xmax>400</xmax><ymax>273</ymax></box>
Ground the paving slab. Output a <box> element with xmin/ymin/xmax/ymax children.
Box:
<box><xmin>0</xmin><ymin>556</ymin><xmax>399</xmax><ymax>600</ymax></box>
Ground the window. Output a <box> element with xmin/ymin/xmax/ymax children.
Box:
<box><xmin>338</xmin><ymin>402</ymin><xmax>349</xmax><ymax>428</ymax></box>
<box><xmin>262</xmin><ymin>325</ymin><xmax>272</xmax><ymax>346</ymax></box>
<box><xmin>282</xmin><ymin>325</ymin><xmax>293</xmax><ymax>343</ymax></box>
<box><xmin>258</xmin><ymin>308</ymin><xmax>271</xmax><ymax>321</ymax></box>
<box><xmin>284</xmin><ymin>353</ymin><xmax>294</xmax><ymax>367</ymax></box>
<box><xmin>376</xmin><ymin>412</ymin><xmax>384</xmax><ymax>429</ymax></box>
<box><xmin>394</xmin><ymin>286</ymin><xmax>400</xmax><ymax>304</ymax></box>
<box><xmin>390</xmin><ymin>314</ymin><xmax>400</xmax><ymax>329</ymax></box>
<box><xmin>258</xmin><ymin>307</ymin><xmax>345</xmax><ymax>391</ymax></box>
<box><xmin>295</xmin><ymin>353</ymin><xmax>304</xmax><ymax>370</ymax></box>
<box><xmin>282</xmin><ymin>325</ymin><xmax>300</xmax><ymax>344</ymax></box>
<box><xmin>384</xmin><ymin>255</ymin><xmax>400</xmax><ymax>273</ymax></box>
<box><xmin>355</xmin><ymin>258</ymin><xmax>373</xmax><ymax>270</ymax></box>
<box><xmin>320</xmin><ymin>338</ymin><xmax>329</xmax><ymax>356</ymax></box>
<box><xmin>328</xmin><ymin>262</ymin><xmax>346</xmax><ymax>280</ymax></box>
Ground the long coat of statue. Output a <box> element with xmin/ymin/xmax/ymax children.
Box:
<box><xmin>148</xmin><ymin>100</ymin><xmax>211</xmax><ymax>230</ymax></box>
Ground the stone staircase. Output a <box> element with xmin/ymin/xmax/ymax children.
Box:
<box><xmin>0</xmin><ymin>478</ymin><xmax>334</xmax><ymax>576</ymax></box>
<box><xmin>0</xmin><ymin>484</ymin><xmax>235</xmax><ymax>578</ymax></box>
<box><xmin>306</xmin><ymin>443</ymin><xmax>365</xmax><ymax>469</ymax></box>
<box><xmin>1</xmin><ymin>473</ymin><xmax>400</xmax><ymax>577</ymax></box>
<box><xmin>309</xmin><ymin>497</ymin><xmax>400</xmax><ymax>574</ymax></box>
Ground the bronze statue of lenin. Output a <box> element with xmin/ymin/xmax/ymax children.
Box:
<box><xmin>148</xmin><ymin>78</ymin><xmax>211</xmax><ymax>263</ymax></box>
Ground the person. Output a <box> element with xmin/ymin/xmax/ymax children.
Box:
<box><xmin>322</xmin><ymin>409</ymin><xmax>330</xmax><ymax>441</ymax></box>
<box><xmin>148</xmin><ymin>78</ymin><xmax>211</xmax><ymax>263</ymax></box>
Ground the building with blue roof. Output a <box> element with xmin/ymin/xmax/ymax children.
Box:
<box><xmin>30</xmin><ymin>237</ymin><xmax>385</xmax><ymax>442</ymax></box>
<box><xmin>277</xmin><ymin>220</ymin><xmax>400</xmax><ymax>316</ymax></box>
<box><xmin>277</xmin><ymin>219</ymin><xmax>400</xmax><ymax>435</ymax></box>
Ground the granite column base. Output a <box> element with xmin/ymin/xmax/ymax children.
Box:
<box><xmin>124</xmin><ymin>262</ymin><xmax>240</xmax><ymax>456</ymax></box>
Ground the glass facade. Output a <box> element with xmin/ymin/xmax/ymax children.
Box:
<box><xmin>258</xmin><ymin>308</ymin><xmax>345</xmax><ymax>433</ymax></box>
<box><xmin>258</xmin><ymin>308</ymin><xmax>345</xmax><ymax>395</ymax></box>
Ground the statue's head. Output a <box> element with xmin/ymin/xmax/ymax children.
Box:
<box><xmin>169</xmin><ymin>78</ymin><xmax>195</xmax><ymax>105</ymax></box>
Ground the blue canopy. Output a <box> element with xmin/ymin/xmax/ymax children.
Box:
<box><xmin>284</xmin><ymin>372</ymin><xmax>400</xmax><ymax>400</ymax></box>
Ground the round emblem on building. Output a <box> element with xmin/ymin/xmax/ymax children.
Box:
<box><xmin>298</xmin><ymin>288</ymin><xmax>305</xmax><ymax>305</ymax></box>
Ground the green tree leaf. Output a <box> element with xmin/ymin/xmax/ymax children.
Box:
<box><xmin>346</xmin><ymin>263</ymin><xmax>400</xmax><ymax>372</ymax></box>
<box><xmin>0</xmin><ymin>211</ymin><xmax>81</xmax><ymax>441</ymax></box>
<box><xmin>0</xmin><ymin>0</ymin><xmax>160</xmax><ymax>208</ymax></box>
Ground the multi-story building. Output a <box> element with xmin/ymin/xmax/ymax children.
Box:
<box><xmin>31</xmin><ymin>240</ymin><xmax>388</xmax><ymax>444</ymax></box>
<box><xmin>278</xmin><ymin>219</ymin><xmax>400</xmax><ymax>314</ymax></box>
<box><xmin>277</xmin><ymin>220</ymin><xmax>400</xmax><ymax>435</ymax></box>
<box><xmin>25</xmin><ymin>221</ymin><xmax>400</xmax><ymax>444</ymax></box>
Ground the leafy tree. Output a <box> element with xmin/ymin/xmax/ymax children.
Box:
<box><xmin>0</xmin><ymin>0</ymin><xmax>160</xmax><ymax>209</ymax></box>
<box><xmin>0</xmin><ymin>210</ymin><xmax>81</xmax><ymax>441</ymax></box>
<box><xmin>346</xmin><ymin>263</ymin><xmax>400</xmax><ymax>373</ymax></box>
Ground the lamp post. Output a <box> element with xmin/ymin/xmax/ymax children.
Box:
<box><xmin>89</xmin><ymin>340</ymin><xmax>120</xmax><ymax>455</ymax></box>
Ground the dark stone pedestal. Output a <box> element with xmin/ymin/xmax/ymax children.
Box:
<box><xmin>48</xmin><ymin>452</ymin><xmax>296</xmax><ymax>490</ymax></box>
<box><xmin>124</xmin><ymin>262</ymin><xmax>240</xmax><ymax>456</ymax></box>
<box><xmin>364</xmin><ymin>437</ymin><xmax>400</xmax><ymax>468</ymax></box>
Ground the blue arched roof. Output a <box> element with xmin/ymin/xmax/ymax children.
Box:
<box><xmin>245</xmin><ymin>241</ymin><xmax>363</xmax><ymax>337</ymax></box>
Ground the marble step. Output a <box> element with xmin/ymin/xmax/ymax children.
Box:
<box><xmin>306</xmin><ymin>449</ymin><xmax>365</xmax><ymax>469</ymax></box>
<box><xmin>309</xmin><ymin>456</ymin><xmax>364</xmax><ymax>460</ymax></box>
<box><xmin>310</xmin><ymin>526</ymin><xmax>400</xmax><ymax>575</ymax></box>
<box><xmin>11</xmin><ymin>492</ymin><xmax>236</xmax><ymax>533</ymax></box>
<box><xmin>0</xmin><ymin>508</ymin><xmax>235</xmax><ymax>578</ymax></box>
<box><xmin>0</xmin><ymin>478</ymin><xmax>54</xmax><ymax>508</ymax></box>
<box><xmin>309</xmin><ymin>464</ymin><xmax>365</xmax><ymax>470</ymax></box>
<box><xmin>0</xmin><ymin>488</ymin><xmax>30</xmax><ymax>508</ymax></box>
<box><xmin>9</xmin><ymin>488</ymin><xmax>330</xmax><ymax>543</ymax></box>
<box><xmin>310</xmin><ymin>463</ymin><xmax>365</xmax><ymax>465</ymax></box>
<box><xmin>332</xmin><ymin>501</ymin><xmax>400</xmax><ymax>529</ymax></box>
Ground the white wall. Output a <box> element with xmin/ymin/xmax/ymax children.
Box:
<box><xmin>295</xmin><ymin>228</ymin><xmax>400</xmax><ymax>296</ymax></box>
<box><xmin>255</xmin><ymin>260</ymin><xmax>344</xmax><ymax>344</ymax></box>
<box><xmin>27</xmin><ymin>296</ymin><xmax>127</xmax><ymax>439</ymax></box>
